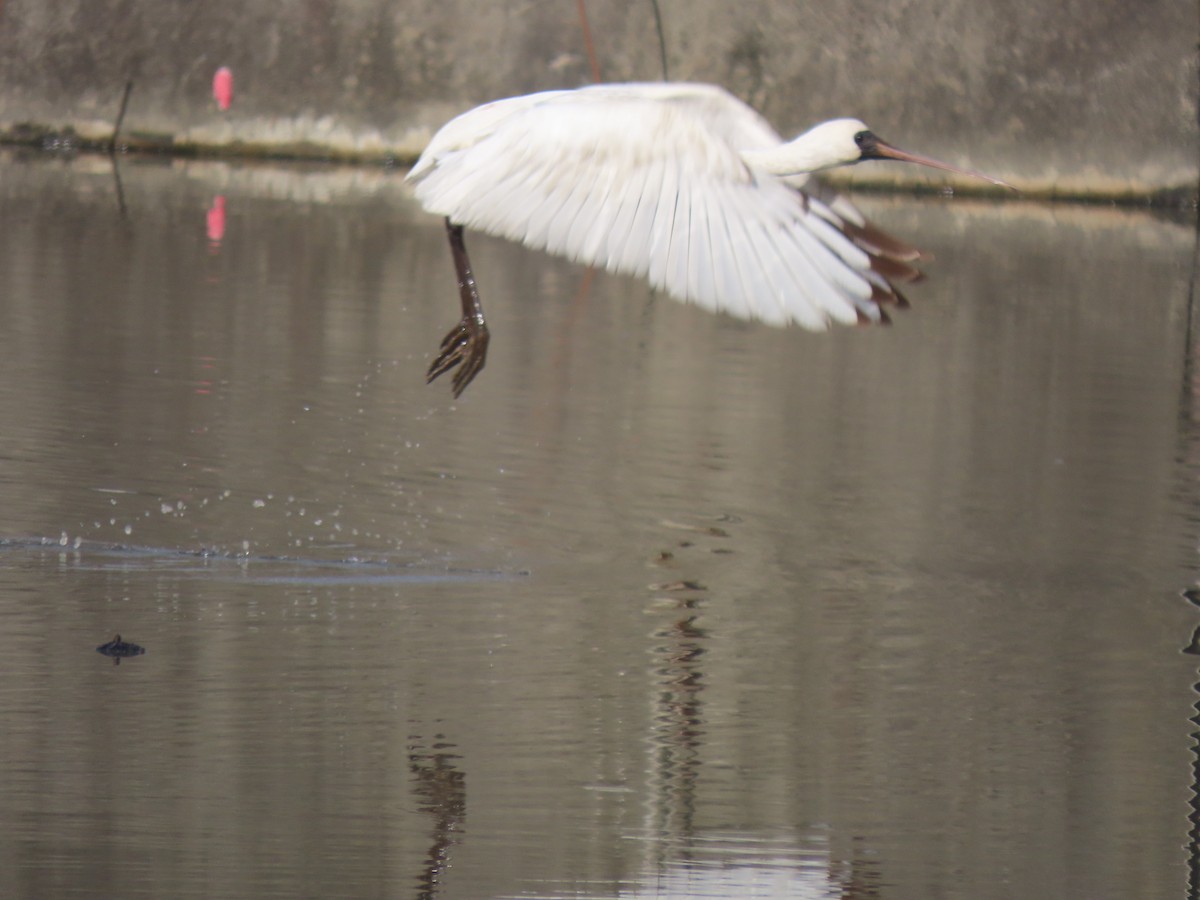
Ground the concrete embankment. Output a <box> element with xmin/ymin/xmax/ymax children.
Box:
<box><xmin>0</xmin><ymin>1</ymin><xmax>1194</xmax><ymax>202</ymax></box>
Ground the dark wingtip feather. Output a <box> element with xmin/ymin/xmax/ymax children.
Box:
<box><xmin>842</xmin><ymin>219</ymin><xmax>926</xmax><ymax>262</ymax></box>
<box><xmin>852</xmin><ymin>218</ymin><xmax>924</xmax><ymax>321</ymax></box>
<box><xmin>869</xmin><ymin>253</ymin><xmax>924</xmax><ymax>284</ymax></box>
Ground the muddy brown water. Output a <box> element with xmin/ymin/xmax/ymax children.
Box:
<box><xmin>0</xmin><ymin>151</ymin><xmax>1195</xmax><ymax>899</ymax></box>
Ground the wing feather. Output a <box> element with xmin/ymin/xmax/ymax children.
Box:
<box><xmin>692</xmin><ymin>186</ymin><xmax>740</xmax><ymax>316</ymax></box>
<box><xmin>664</xmin><ymin>174</ymin><xmax>693</xmax><ymax>307</ymax></box>
<box><xmin>611</xmin><ymin>156</ymin><xmax>664</xmax><ymax>279</ymax></box>
<box><xmin>644</xmin><ymin>159</ymin><xmax>682</xmax><ymax>290</ymax></box>
<box><xmin>688</xmin><ymin>184</ymin><xmax>726</xmax><ymax>315</ymax></box>
<box><xmin>544</xmin><ymin>172</ymin><xmax>597</xmax><ymax>259</ymax></box>
<box><xmin>567</xmin><ymin>162</ymin><xmax>619</xmax><ymax>263</ymax></box>
<box><xmin>408</xmin><ymin>83</ymin><xmax>916</xmax><ymax>331</ymax></box>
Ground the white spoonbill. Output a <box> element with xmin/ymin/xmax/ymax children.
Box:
<box><xmin>407</xmin><ymin>82</ymin><xmax>1012</xmax><ymax>397</ymax></box>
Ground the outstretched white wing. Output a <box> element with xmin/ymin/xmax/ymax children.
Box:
<box><xmin>407</xmin><ymin>84</ymin><xmax>890</xmax><ymax>329</ymax></box>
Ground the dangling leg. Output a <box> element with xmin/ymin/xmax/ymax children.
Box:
<box><xmin>427</xmin><ymin>218</ymin><xmax>490</xmax><ymax>398</ymax></box>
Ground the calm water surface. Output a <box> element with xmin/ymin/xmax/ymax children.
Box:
<box><xmin>0</xmin><ymin>151</ymin><xmax>1196</xmax><ymax>899</ymax></box>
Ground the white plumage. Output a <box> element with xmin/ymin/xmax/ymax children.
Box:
<box><xmin>407</xmin><ymin>82</ymin><xmax>1010</xmax><ymax>396</ymax></box>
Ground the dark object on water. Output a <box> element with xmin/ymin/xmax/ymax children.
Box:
<box><xmin>96</xmin><ymin>634</ymin><xmax>145</xmax><ymax>666</ymax></box>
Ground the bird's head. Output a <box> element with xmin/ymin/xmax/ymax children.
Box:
<box><xmin>782</xmin><ymin>118</ymin><xmax>1014</xmax><ymax>189</ymax></box>
<box><xmin>791</xmin><ymin>118</ymin><xmax>874</xmax><ymax>169</ymax></box>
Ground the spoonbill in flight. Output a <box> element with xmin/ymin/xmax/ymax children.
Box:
<box><xmin>407</xmin><ymin>82</ymin><xmax>1012</xmax><ymax>397</ymax></box>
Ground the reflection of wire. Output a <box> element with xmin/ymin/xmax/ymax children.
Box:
<box><xmin>408</xmin><ymin>734</ymin><xmax>466</xmax><ymax>900</ymax></box>
<box><xmin>1185</xmin><ymin>587</ymin><xmax>1200</xmax><ymax>898</ymax></box>
<box><xmin>1180</xmin><ymin>56</ymin><xmax>1200</xmax><ymax>894</ymax></box>
<box><xmin>109</xmin><ymin>154</ymin><xmax>129</xmax><ymax>219</ymax></box>
<box><xmin>1188</xmin><ymin>676</ymin><xmax>1200</xmax><ymax>899</ymax></box>
<box><xmin>1187</xmin><ymin>51</ymin><xmax>1200</xmax><ymax>887</ymax></box>
<box><xmin>644</xmin><ymin>603</ymin><xmax>708</xmax><ymax>852</ymax></box>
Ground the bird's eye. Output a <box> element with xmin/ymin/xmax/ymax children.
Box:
<box><xmin>853</xmin><ymin>130</ymin><xmax>880</xmax><ymax>158</ymax></box>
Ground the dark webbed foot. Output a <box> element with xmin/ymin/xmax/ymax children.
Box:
<box><xmin>429</xmin><ymin>218</ymin><xmax>490</xmax><ymax>398</ymax></box>
<box><xmin>426</xmin><ymin>316</ymin><xmax>489</xmax><ymax>398</ymax></box>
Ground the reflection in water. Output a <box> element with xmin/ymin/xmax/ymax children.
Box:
<box><xmin>0</xmin><ymin>536</ymin><xmax>522</xmax><ymax>585</ymax></box>
<box><xmin>1185</xmin><ymin>592</ymin><xmax>1200</xmax><ymax>896</ymax></box>
<box><xmin>645</xmin><ymin>594</ymin><xmax>707</xmax><ymax>850</ymax></box>
<box><xmin>206</xmin><ymin>194</ymin><xmax>226</xmax><ymax>250</ymax></box>
<box><xmin>637</xmin><ymin>585</ymin><xmax>885</xmax><ymax>899</ymax></box>
<box><xmin>1178</xmin><ymin>221</ymin><xmax>1200</xmax><ymax>900</ymax></box>
<box><xmin>0</xmin><ymin>153</ymin><xmax>1194</xmax><ymax>899</ymax></box>
<box><xmin>1184</xmin><ymin>590</ymin><xmax>1200</xmax><ymax>656</ymax></box>
<box><xmin>617</xmin><ymin>831</ymin><xmax>881</xmax><ymax>899</ymax></box>
<box><xmin>408</xmin><ymin>733</ymin><xmax>466</xmax><ymax>900</ymax></box>
<box><xmin>111</xmin><ymin>155</ymin><xmax>129</xmax><ymax>219</ymax></box>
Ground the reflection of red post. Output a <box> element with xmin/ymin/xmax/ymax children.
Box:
<box><xmin>213</xmin><ymin>66</ymin><xmax>233</xmax><ymax>111</ymax></box>
<box><xmin>207</xmin><ymin>195</ymin><xmax>226</xmax><ymax>250</ymax></box>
